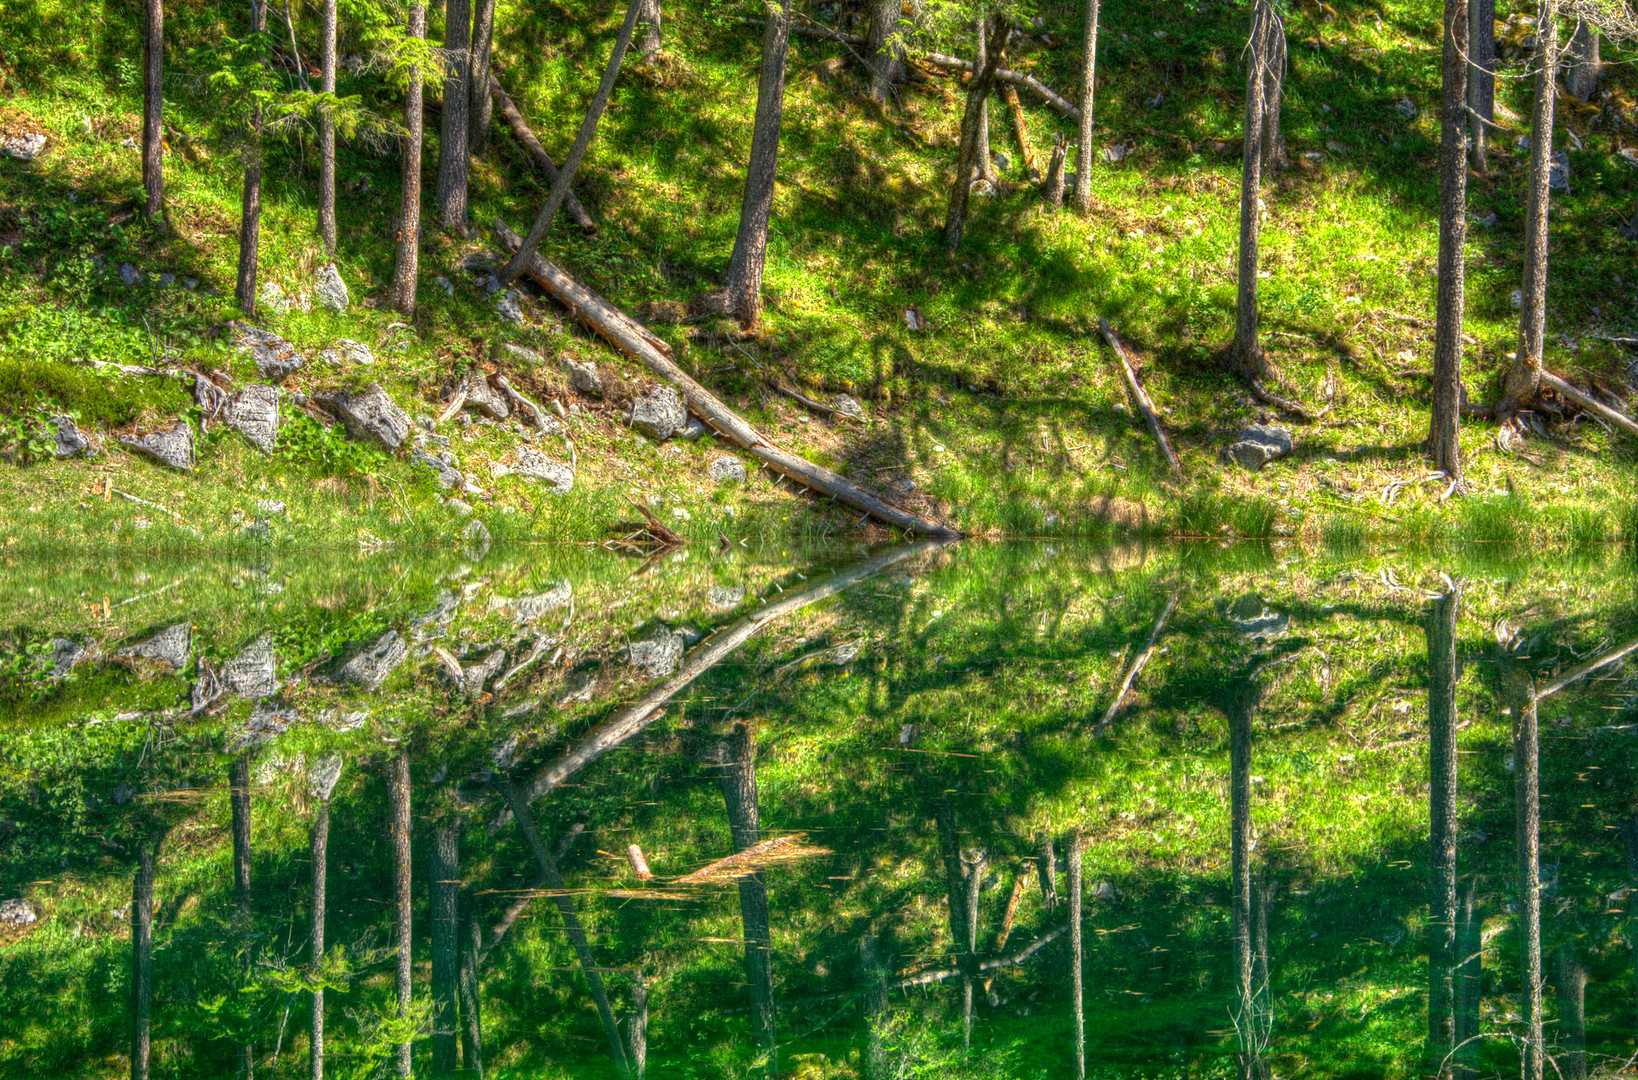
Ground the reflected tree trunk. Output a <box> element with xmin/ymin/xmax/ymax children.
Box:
<box><xmin>1038</xmin><ymin>836</ymin><xmax>1058</xmax><ymax>911</ymax></box>
<box><xmin>1454</xmin><ymin>877</ymin><xmax>1481</xmax><ymax>1079</ymax></box>
<box><xmin>1069</xmin><ymin>832</ymin><xmax>1085</xmax><ymax>1080</ymax></box>
<box><xmin>1230</xmin><ymin>676</ymin><xmax>1267</xmax><ymax>1080</ymax></box>
<box><xmin>934</xmin><ymin>795</ymin><xmax>973</xmax><ymax>1053</ymax></box>
<box><xmin>1427</xmin><ymin>585</ymin><xmax>1461</xmax><ymax>1076</ymax></box>
<box><xmin>311</xmin><ymin>801</ymin><xmax>329</xmax><ymax>1080</ymax></box>
<box><xmin>960</xmin><ymin>844</ymin><xmax>985</xmax><ymax>1050</ymax></box>
<box><xmin>623</xmin><ymin>976</ymin><xmax>648</xmax><ymax>1080</ymax></box>
<box><xmin>860</xmin><ymin>934</ymin><xmax>890</xmax><ymax>1079</ymax></box>
<box><xmin>458</xmin><ymin>904</ymin><xmax>483</xmax><ymax>1078</ymax></box>
<box><xmin>715</xmin><ymin>724</ymin><xmax>777</xmax><ymax>1073</ymax></box>
<box><xmin>132</xmin><ymin>837</ymin><xmax>155</xmax><ymax>1080</ymax></box>
<box><xmin>1621</xmin><ymin>816</ymin><xmax>1638</xmax><ymax>1030</ymax></box>
<box><xmin>1510</xmin><ymin>671</ymin><xmax>1542</xmax><ymax>1080</ymax></box>
<box><xmin>232</xmin><ymin>753</ymin><xmax>255</xmax><ymax>1080</ymax></box>
<box><xmin>1556</xmin><ymin>946</ymin><xmax>1586</xmax><ymax>1080</ymax></box>
<box><xmin>431</xmin><ymin>824</ymin><xmax>460</xmax><ymax>1075</ymax></box>
<box><xmin>390</xmin><ymin>751</ymin><xmax>413</xmax><ymax>1079</ymax></box>
<box><xmin>1252</xmin><ymin>873</ymin><xmax>1271</xmax><ymax>1060</ymax></box>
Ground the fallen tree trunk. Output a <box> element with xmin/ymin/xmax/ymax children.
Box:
<box><xmin>1094</xmin><ymin>590</ymin><xmax>1180</xmax><ymax>736</ymax></box>
<box><xmin>1536</xmin><ymin>634</ymin><xmax>1638</xmax><ymax>701</ymax></box>
<box><xmin>1099</xmin><ymin>318</ymin><xmax>1182</xmax><ymax>477</ymax></box>
<box><xmin>922</xmin><ymin>51</ymin><xmax>1081</xmax><ymax>122</ymax></box>
<box><xmin>1540</xmin><ymin>371</ymin><xmax>1638</xmax><ymax>440</ymax></box>
<box><xmin>495</xmin><ymin>219</ymin><xmax>959</xmax><ymax>536</ymax></box>
<box><xmin>491</xmin><ymin>76</ymin><xmax>597</xmax><ymax>232</ymax></box>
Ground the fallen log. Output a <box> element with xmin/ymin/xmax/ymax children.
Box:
<box><xmin>1540</xmin><ymin>370</ymin><xmax>1638</xmax><ymax>440</ymax></box>
<box><xmin>921</xmin><ymin>51</ymin><xmax>1081</xmax><ymax>122</ymax></box>
<box><xmin>494</xmin><ymin>219</ymin><xmax>960</xmax><ymax>537</ymax></box>
<box><xmin>490</xmin><ymin>75</ymin><xmax>597</xmax><ymax>232</ymax></box>
<box><xmin>1536</xmin><ymin>635</ymin><xmax>1638</xmax><ymax>701</ymax></box>
<box><xmin>1093</xmin><ymin>590</ymin><xmax>1180</xmax><ymax>737</ymax></box>
<box><xmin>999</xmin><ymin>83</ymin><xmax>1038</xmax><ymax>176</ymax></box>
<box><xmin>1099</xmin><ymin>318</ymin><xmax>1182</xmax><ymax>477</ymax></box>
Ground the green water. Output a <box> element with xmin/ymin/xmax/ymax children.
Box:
<box><xmin>1</xmin><ymin>541</ymin><xmax>1635</xmax><ymax>1079</ymax></box>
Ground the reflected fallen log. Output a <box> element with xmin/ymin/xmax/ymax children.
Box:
<box><xmin>1094</xmin><ymin>590</ymin><xmax>1180</xmax><ymax>736</ymax></box>
<box><xmin>1535</xmin><ymin>634</ymin><xmax>1638</xmax><ymax>701</ymax></box>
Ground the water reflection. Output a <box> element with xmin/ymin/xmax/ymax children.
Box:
<box><xmin>0</xmin><ymin>544</ymin><xmax>1635</xmax><ymax>1078</ymax></box>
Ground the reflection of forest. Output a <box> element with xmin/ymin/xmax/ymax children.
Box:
<box><xmin>1</xmin><ymin>543</ymin><xmax>1636</xmax><ymax>1078</ymax></box>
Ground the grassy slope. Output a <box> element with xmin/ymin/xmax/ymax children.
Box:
<box><xmin>0</xmin><ymin>0</ymin><xmax>1635</xmax><ymax>548</ymax></box>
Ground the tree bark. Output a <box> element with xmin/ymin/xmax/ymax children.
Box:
<box><xmin>318</xmin><ymin>0</ymin><xmax>337</xmax><ymax>252</ymax></box>
<box><xmin>1427</xmin><ymin>585</ymin><xmax>1461</xmax><ymax>1077</ymax></box>
<box><xmin>390</xmin><ymin>751</ymin><xmax>413</xmax><ymax>1079</ymax></box>
<box><xmin>1563</xmin><ymin>19</ymin><xmax>1599</xmax><ymax>102</ymax></box>
<box><xmin>721</xmin><ymin>0</ymin><xmax>794</xmax><ymax>327</ymax></box>
<box><xmin>132</xmin><ymin>838</ymin><xmax>155</xmax><ymax>1080</ymax></box>
<box><xmin>435</xmin><ymin>0</ymin><xmax>472</xmax><ymax>234</ymax></box>
<box><xmin>1510</xmin><ymin>672</ymin><xmax>1543</xmax><ymax>1080</ymax></box>
<box><xmin>714</xmin><ymin>724</ymin><xmax>777</xmax><ymax>1072</ymax></box>
<box><xmin>1069</xmin><ymin>833</ymin><xmax>1085</xmax><ymax>1080</ymax></box>
<box><xmin>635</xmin><ymin>0</ymin><xmax>661</xmax><ymax>58</ymax></box>
<box><xmin>1501</xmin><ymin>0</ymin><xmax>1558</xmax><ymax>421</ymax></box>
<box><xmin>468</xmin><ymin>0</ymin><xmax>494</xmax><ymax>153</ymax></box>
<box><xmin>1468</xmin><ymin>0</ymin><xmax>1494</xmax><ymax>170</ymax></box>
<box><xmin>1230</xmin><ymin>676</ymin><xmax>1266</xmax><ymax>1080</ymax></box>
<box><xmin>944</xmin><ymin>14</ymin><xmax>1006</xmax><ymax>251</ymax></box>
<box><xmin>489</xmin><ymin>77</ymin><xmax>596</xmax><ymax>231</ymax></box>
<box><xmin>1038</xmin><ymin>836</ymin><xmax>1058</xmax><ymax>911</ymax></box>
<box><xmin>499</xmin><ymin>782</ymin><xmax>632</xmax><ymax>1078</ymax></box>
<box><xmin>459</xmin><ymin>905</ymin><xmax>483</xmax><ymax>1078</ymax></box>
<box><xmin>1232</xmin><ymin>0</ymin><xmax>1272</xmax><ymax>379</ymax></box>
<box><xmin>232</xmin><ymin>752</ymin><xmax>255</xmax><ymax>1080</ymax></box>
<box><xmin>388</xmin><ymin>0</ymin><xmax>427</xmax><ymax>317</ymax></box>
<box><xmin>933</xmin><ymin>795</ymin><xmax>971</xmax><ymax>1045</ymax></box>
<box><xmin>235</xmin><ymin>0</ymin><xmax>269</xmax><ymax>317</ymax></box>
<box><xmin>1429</xmin><ymin>0</ymin><xmax>1468</xmax><ymax>484</ymax></box>
<box><xmin>624</xmin><ymin>977</ymin><xmax>648</xmax><ymax>1079</ymax></box>
<box><xmin>141</xmin><ymin>0</ymin><xmax>164</xmax><ymax>222</ymax></box>
<box><xmin>1259</xmin><ymin>17</ymin><xmax>1287</xmax><ymax>172</ymax></box>
<box><xmin>864</xmin><ymin>0</ymin><xmax>906</xmax><ymax>105</ymax></box>
<box><xmin>311</xmin><ymin>802</ymin><xmax>329</xmax><ymax>1080</ymax></box>
<box><xmin>1073</xmin><ymin>0</ymin><xmax>1099</xmax><ymax>215</ymax></box>
<box><xmin>974</xmin><ymin>15</ymin><xmax>994</xmax><ymax>186</ymax></box>
<box><xmin>1043</xmin><ymin>133</ymin><xmax>1067</xmax><ymax>209</ymax></box>
<box><xmin>497</xmin><ymin>0</ymin><xmax>642</xmax><ymax>286</ymax></box>
<box><xmin>1556</xmin><ymin>946</ymin><xmax>1586</xmax><ymax>1080</ymax></box>
<box><xmin>431</xmin><ymin>824</ymin><xmax>460</xmax><ymax>1075</ymax></box>
<box><xmin>859</xmin><ymin>935</ymin><xmax>890</xmax><ymax>1079</ymax></box>
<box><xmin>1454</xmin><ymin>877</ymin><xmax>1481</xmax><ymax>1079</ymax></box>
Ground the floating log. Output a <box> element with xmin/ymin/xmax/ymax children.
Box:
<box><xmin>1099</xmin><ymin>318</ymin><xmax>1182</xmax><ymax>477</ymax></box>
<box><xmin>490</xmin><ymin>75</ymin><xmax>597</xmax><ymax>233</ymax></box>
<box><xmin>494</xmin><ymin>219</ymin><xmax>959</xmax><ymax>537</ymax></box>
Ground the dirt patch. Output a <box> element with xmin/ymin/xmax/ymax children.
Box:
<box><xmin>1079</xmin><ymin>493</ymin><xmax>1153</xmax><ymax>532</ymax></box>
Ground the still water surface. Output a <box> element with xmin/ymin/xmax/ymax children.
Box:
<box><xmin>1</xmin><ymin>541</ymin><xmax>1635</xmax><ymax>1079</ymax></box>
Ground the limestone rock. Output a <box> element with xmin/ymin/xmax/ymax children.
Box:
<box><xmin>1223</xmin><ymin>424</ymin><xmax>1293</xmax><ymax>471</ymax></box>
<box><xmin>226</xmin><ymin>384</ymin><xmax>280</xmax><ymax>453</ymax></box>
<box><xmin>461</xmin><ymin>374</ymin><xmax>510</xmax><ymax>420</ymax></box>
<box><xmin>456</xmin><ymin>648</ymin><xmax>507</xmax><ymax>695</ymax></box>
<box><xmin>336</xmin><ymin>631</ymin><xmax>407</xmax><ymax>690</ymax></box>
<box><xmin>497</xmin><ymin>343</ymin><xmax>544</xmax><ymax>365</ymax></box>
<box><xmin>413</xmin><ymin>448</ymin><xmax>463</xmax><ymax>490</ymax></box>
<box><xmin>708</xmin><ymin>455</ymin><xmax>747</xmax><ymax>484</ymax></box>
<box><xmin>120</xmin><ymin>420</ymin><xmax>194</xmax><ymax>470</ymax></box>
<box><xmin>514</xmin><ymin>448</ymin><xmax>573</xmax><ymax>494</ymax></box>
<box><xmin>516</xmin><ymin>581</ymin><xmax>573</xmax><ymax>623</ymax></box>
<box><xmin>708</xmin><ymin>585</ymin><xmax>745</xmax><ymax>609</ymax></box>
<box><xmin>113</xmin><ymin>623</ymin><xmax>191</xmax><ymax>672</ymax></box>
<box><xmin>227</xmin><ymin>703</ymin><xmax>295</xmax><ymax>752</ymax></box>
<box><xmin>119</xmin><ymin>262</ymin><xmax>141</xmax><ymax>286</ymax></box>
<box><xmin>49</xmin><ymin>638</ymin><xmax>91</xmax><ymax>679</ymax></box>
<box><xmin>308</xmin><ymin>754</ymin><xmax>344</xmax><ymax>801</ymax></box>
<box><xmin>495</xmin><ymin>289</ymin><xmax>526</xmax><ymax>324</ymax></box>
<box><xmin>1</xmin><ymin>132</ymin><xmax>46</xmax><ymax>161</ymax></box>
<box><xmin>314</xmin><ymin>384</ymin><xmax>411</xmax><ymax>450</ymax></box>
<box><xmin>0</xmin><ymin>898</ymin><xmax>38</xmax><ymax>926</ymax></box>
<box><xmin>233</xmin><ymin>321</ymin><xmax>308</xmax><ymax>382</ymax></box>
<box><xmin>322</xmin><ymin>339</ymin><xmax>374</xmax><ymax>366</ymax></box>
<box><xmin>563</xmin><ymin>355</ymin><xmax>603</xmax><ymax>397</ymax></box>
<box><xmin>47</xmin><ymin>415</ymin><xmax>95</xmax><ymax>458</ymax></box>
<box><xmin>226</xmin><ymin>634</ymin><xmax>279</xmax><ymax>698</ymax></box>
<box><xmin>314</xmin><ymin>263</ymin><xmax>349</xmax><ymax>312</ymax></box>
<box><xmin>630</xmin><ymin>385</ymin><xmax>686</xmax><ymax>441</ymax></box>
<box><xmin>833</xmin><ymin>393</ymin><xmax>867</xmax><ymax>421</ymax></box>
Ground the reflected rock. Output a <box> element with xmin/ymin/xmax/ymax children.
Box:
<box><xmin>1228</xmin><ymin>595</ymin><xmax>1289</xmax><ymax>640</ymax></box>
<box><xmin>113</xmin><ymin>623</ymin><xmax>191</xmax><ymax>672</ymax></box>
<box><xmin>708</xmin><ymin>585</ymin><xmax>745</xmax><ymax>610</ymax></box>
<box><xmin>829</xmin><ymin>641</ymin><xmax>862</xmax><ymax>665</ymax></box>
<box><xmin>226</xmin><ymin>634</ymin><xmax>279</xmax><ymax>698</ymax></box>
<box><xmin>335</xmin><ymin>631</ymin><xmax>408</xmax><ymax>690</ymax></box>
<box><xmin>308</xmin><ymin>754</ymin><xmax>344</xmax><ymax>801</ymax></box>
<box><xmin>120</xmin><ymin>420</ymin><xmax>194</xmax><ymax>471</ymax></box>
<box><xmin>316</xmin><ymin>709</ymin><xmax>369</xmax><ymax>732</ymax></box>
<box><xmin>627</xmin><ymin>627</ymin><xmax>685</xmax><ymax>679</ymax></box>
<box><xmin>516</xmin><ymin>581</ymin><xmax>573</xmax><ymax>623</ymax></box>
<box><xmin>226</xmin><ymin>703</ymin><xmax>296</xmax><ymax>752</ymax></box>
<box><xmin>0</xmin><ymin>899</ymin><xmax>38</xmax><ymax>926</ymax></box>
<box><xmin>559</xmin><ymin>669</ymin><xmax>598</xmax><ymax>704</ymax></box>
<box><xmin>411</xmin><ymin>591</ymin><xmax>461</xmax><ymax>633</ymax></box>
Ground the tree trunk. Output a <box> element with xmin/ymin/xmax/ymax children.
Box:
<box><xmin>431</xmin><ymin>824</ymin><xmax>460</xmax><ymax>1075</ymax></box>
<box><xmin>623</xmin><ymin>977</ymin><xmax>648</xmax><ymax>1079</ymax></box>
<box><xmin>318</xmin><ymin>0</ymin><xmax>337</xmax><ymax>252</ymax></box>
<box><xmin>1001</xmin><ymin>83</ymin><xmax>1037</xmax><ymax>178</ymax></box>
<box><xmin>1068</xmin><ymin>833</ymin><xmax>1085</xmax><ymax>1080</ymax></box>
<box><xmin>715</xmin><ymin>724</ymin><xmax>776</xmax><ymax>1073</ymax></box>
<box><xmin>933</xmin><ymin>796</ymin><xmax>970</xmax><ymax>1042</ymax></box>
<box><xmin>235</xmin><ymin>0</ymin><xmax>269</xmax><ymax>317</ymax></box>
<box><xmin>390</xmin><ymin>751</ymin><xmax>413</xmax><ymax>1079</ymax></box>
<box><xmin>1556</xmin><ymin>947</ymin><xmax>1586</xmax><ymax>1080</ymax></box>
<box><xmin>864</xmin><ymin>0</ymin><xmax>906</xmax><ymax>104</ymax></box>
<box><xmin>721</xmin><ymin>0</ymin><xmax>794</xmax><ymax>327</ymax></box>
<box><xmin>311</xmin><ymin>802</ymin><xmax>329</xmax><ymax>1080</ymax></box>
<box><xmin>944</xmin><ymin>14</ymin><xmax>1006</xmax><ymax>251</ymax></box>
<box><xmin>496</xmin><ymin>0</ymin><xmax>643</xmax><ymax>286</ymax></box>
<box><xmin>974</xmin><ymin>15</ymin><xmax>994</xmax><ymax>186</ymax></box>
<box><xmin>960</xmin><ymin>845</ymin><xmax>985</xmax><ymax>1050</ymax></box>
<box><xmin>459</xmin><ymin>905</ymin><xmax>483</xmax><ymax>1078</ymax></box>
<box><xmin>1468</xmin><ymin>0</ymin><xmax>1494</xmax><ymax>170</ymax></box>
<box><xmin>636</xmin><ymin>0</ymin><xmax>662</xmax><ymax>58</ymax></box>
<box><xmin>232</xmin><ymin>753</ymin><xmax>255</xmax><ymax>1080</ymax></box>
<box><xmin>1454</xmin><ymin>877</ymin><xmax>1481</xmax><ymax>1079</ymax></box>
<box><xmin>435</xmin><ymin>0</ymin><xmax>471</xmax><ymax>234</ymax></box>
<box><xmin>1511</xmin><ymin>673</ymin><xmax>1542</xmax><ymax>1080</ymax></box>
<box><xmin>1232</xmin><ymin>0</ymin><xmax>1272</xmax><ymax>379</ymax></box>
<box><xmin>489</xmin><ymin>77</ymin><xmax>597</xmax><ymax>231</ymax></box>
<box><xmin>1501</xmin><ymin>0</ymin><xmax>1558</xmax><ymax>421</ymax></box>
<box><xmin>1563</xmin><ymin>19</ymin><xmax>1599</xmax><ymax>102</ymax></box>
<box><xmin>132</xmin><ymin>838</ymin><xmax>155</xmax><ymax>1080</ymax></box>
<box><xmin>1230</xmin><ymin>676</ymin><xmax>1266</xmax><ymax>1080</ymax></box>
<box><xmin>1259</xmin><ymin>16</ymin><xmax>1287</xmax><ymax>172</ymax></box>
<box><xmin>1038</xmin><ymin>836</ymin><xmax>1058</xmax><ymax>911</ymax></box>
<box><xmin>1429</xmin><ymin>0</ymin><xmax>1468</xmax><ymax>483</ymax></box>
<box><xmin>1073</xmin><ymin>0</ymin><xmax>1099</xmax><ymax>215</ymax></box>
<box><xmin>468</xmin><ymin>0</ymin><xmax>494</xmax><ymax>154</ymax></box>
<box><xmin>499</xmin><ymin>783</ymin><xmax>632</xmax><ymax>1078</ymax></box>
<box><xmin>388</xmin><ymin>0</ymin><xmax>427</xmax><ymax>318</ymax></box>
<box><xmin>1252</xmin><ymin>874</ymin><xmax>1272</xmax><ymax>1054</ymax></box>
<box><xmin>141</xmin><ymin>0</ymin><xmax>164</xmax><ymax>221</ymax></box>
<box><xmin>1043</xmin><ymin>134</ymin><xmax>1067</xmax><ymax>209</ymax></box>
<box><xmin>1427</xmin><ymin>586</ymin><xmax>1461</xmax><ymax>1077</ymax></box>
<box><xmin>859</xmin><ymin>935</ymin><xmax>890</xmax><ymax>1079</ymax></box>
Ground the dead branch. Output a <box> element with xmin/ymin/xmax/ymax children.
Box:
<box><xmin>1094</xmin><ymin>591</ymin><xmax>1181</xmax><ymax>736</ymax></box>
<box><xmin>1099</xmin><ymin>318</ymin><xmax>1182</xmax><ymax>477</ymax></box>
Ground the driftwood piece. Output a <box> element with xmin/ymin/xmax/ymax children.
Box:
<box><xmin>494</xmin><ymin>219</ymin><xmax>958</xmax><ymax>536</ymax></box>
<box><xmin>436</xmin><ymin>386</ymin><xmax>469</xmax><ymax>425</ymax></box>
<box><xmin>627</xmin><ymin>845</ymin><xmax>654</xmax><ymax>881</ymax></box>
<box><xmin>1540</xmin><ymin>371</ymin><xmax>1638</xmax><ymax>440</ymax></box>
<box><xmin>1099</xmin><ymin>318</ymin><xmax>1182</xmax><ymax>477</ymax></box>
<box><xmin>1093</xmin><ymin>590</ymin><xmax>1180</xmax><ymax>736</ymax></box>
<box><xmin>494</xmin><ymin>374</ymin><xmax>548</xmax><ymax>430</ymax></box>
<box><xmin>490</xmin><ymin>75</ymin><xmax>597</xmax><ymax>232</ymax></box>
